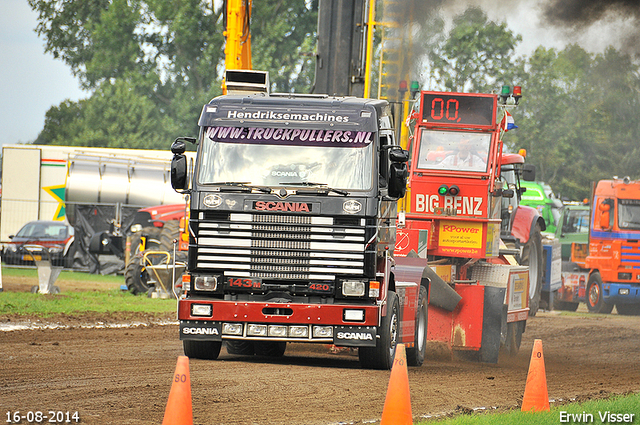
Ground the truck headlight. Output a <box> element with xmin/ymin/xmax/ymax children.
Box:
<box><xmin>247</xmin><ymin>324</ymin><xmax>267</xmax><ymax>336</ymax></box>
<box><xmin>193</xmin><ymin>275</ymin><xmax>219</xmax><ymax>291</ymax></box>
<box><xmin>222</xmin><ymin>323</ymin><xmax>243</xmax><ymax>335</ymax></box>
<box><xmin>49</xmin><ymin>246</ymin><xmax>63</xmax><ymax>254</ymax></box>
<box><xmin>191</xmin><ymin>304</ymin><xmax>212</xmax><ymax>317</ymax></box>
<box><xmin>342</xmin><ymin>280</ymin><xmax>366</xmax><ymax>297</ymax></box>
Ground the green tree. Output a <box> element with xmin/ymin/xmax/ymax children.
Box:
<box><xmin>430</xmin><ymin>7</ymin><xmax>523</xmax><ymax>93</ymax></box>
<box><xmin>29</xmin><ymin>0</ymin><xmax>318</xmax><ymax>148</ymax></box>
<box><xmin>509</xmin><ymin>44</ymin><xmax>640</xmax><ymax>201</ymax></box>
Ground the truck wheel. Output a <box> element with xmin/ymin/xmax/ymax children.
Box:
<box><xmin>586</xmin><ymin>272</ymin><xmax>614</xmax><ymax>314</ymax></box>
<box><xmin>521</xmin><ymin>223</ymin><xmax>544</xmax><ymax>316</ymax></box>
<box><xmin>183</xmin><ymin>340</ymin><xmax>222</xmax><ymax>360</ymax></box>
<box><xmin>502</xmin><ymin>321</ymin><xmax>523</xmax><ymax>357</ymax></box>
<box><xmin>254</xmin><ymin>341</ymin><xmax>287</xmax><ymax>357</ymax></box>
<box><xmin>615</xmin><ymin>304</ymin><xmax>640</xmax><ymax>315</ymax></box>
<box><xmin>225</xmin><ymin>340</ymin><xmax>256</xmax><ymax>355</ymax></box>
<box><xmin>124</xmin><ymin>252</ymin><xmax>152</xmax><ymax>295</ymax></box>
<box><xmin>359</xmin><ymin>291</ymin><xmax>399</xmax><ymax>370</ymax></box>
<box><xmin>553</xmin><ymin>299</ymin><xmax>579</xmax><ymax>312</ymax></box>
<box><xmin>407</xmin><ymin>285</ymin><xmax>428</xmax><ymax>367</ymax></box>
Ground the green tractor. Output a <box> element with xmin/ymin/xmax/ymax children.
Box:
<box><xmin>521</xmin><ymin>181</ymin><xmax>563</xmax><ymax>234</ymax></box>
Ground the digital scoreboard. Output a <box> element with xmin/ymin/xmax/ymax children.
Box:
<box><xmin>420</xmin><ymin>92</ymin><xmax>496</xmax><ymax>128</ymax></box>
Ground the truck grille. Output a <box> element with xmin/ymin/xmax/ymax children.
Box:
<box><xmin>621</xmin><ymin>243</ymin><xmax>640</xmax><ymax>268</ymax></box>
<box><xmin>194</xmin><ymin>213</ymin><xmax>366</xmax><ymax>281</ymax></box>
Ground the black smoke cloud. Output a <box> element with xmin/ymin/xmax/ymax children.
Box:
<box><xmin>540</xmin><ymin>0</ymin><xmax>640</xmax><ymax>56</ymax></box>
<box><xmin>542</xmin><ymin>0</ymin><xmax>640</xmax><ymax>27</ymax></box>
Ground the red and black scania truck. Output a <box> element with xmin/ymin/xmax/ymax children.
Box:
<box><xmin>169</xmin><ymin>83</ymin><xmax>432</xmax><ymax>369</ymax></box>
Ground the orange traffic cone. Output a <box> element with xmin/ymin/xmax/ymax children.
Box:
<box><xmin>380</xmin><ymin>344</ymin><xmax>413</xmax><ymax>425</ymax></box>
<box><xmin>521</xmin><ymin>339</ymin><xmax>550</xmax><ymax>412</ymax></box>
<box><xmin>162</xmin><ymin>356</ymin><xmax>193</xmax><ymax>425</ymax></box>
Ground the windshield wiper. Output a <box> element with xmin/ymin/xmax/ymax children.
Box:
<box><xmin>211</xmin><ymin>182</ymin><xmax>271</xmax><ymax>193</ymax></box>
<box><xmin>280</xmin><ymin>181</ymin><xmax>349</xmax><ymax>196</ymax></box>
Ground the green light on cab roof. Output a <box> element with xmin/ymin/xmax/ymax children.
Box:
<box><xmin>501</xmin><ymin>85</ymin><xmax>511</xmax><ymax>95</ymax></box>
<box><xmin>438</xmin><ymin>185</ymin><xmax>448</xmax><ymax>195</ymax></box>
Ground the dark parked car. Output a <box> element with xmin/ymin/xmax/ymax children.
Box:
<box><xmin>3</xmin><ymin>221</ymin><xmax>75</xmax><ymax>267</ymax></box>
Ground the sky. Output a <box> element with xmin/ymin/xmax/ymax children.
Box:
<box><xmin>1</xmin><ymin>0</ymin><xmax>637</xmax><ymax>148</ymax></box>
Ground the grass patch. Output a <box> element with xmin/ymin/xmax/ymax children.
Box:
<box><xmin>2</xmin><ymin>266</ymin><xmax>124</xmax><ymax>284</ymax></box>
<box><xmin>0</xmin><ymin>289</ymin><xmax>175</xmax><ymax>317</ymax></box>
<box><xmin>416</xmin><ymin>392</ymin><xmax>640</xmax><ymax>425</ymax></box>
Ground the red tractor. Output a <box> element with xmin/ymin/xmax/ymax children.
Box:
<box><xmin>394</xmin><ymin>89</ymin><xmax>543</xmax><ymax>361</ymax></box>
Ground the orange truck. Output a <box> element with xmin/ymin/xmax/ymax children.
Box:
<box><xmin>394</xmin><ymin>89</ymin><xmax>544</xmax><ymax>361</ymax></box>
<box><xmin>560</xmin><ymin>177</ymin><xmax>640</xmax><ymax>315</ymax></box>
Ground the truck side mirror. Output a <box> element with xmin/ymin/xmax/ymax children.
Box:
<box><xmin>389</xmin><ymin>147</ymin><xmax>409</xmax><ymax>163</ymax></box>
<box><xmin>598</xmin><ymin>202</ymin><xmax>611</xmax><ymax>229</ymax></box>
<box><xmin>171</xmin><ymin>139</ymin><xmax>189</xmax><ymax>192</ymax></box>
<box><xmin>522</xmin><ymin>164</ymin><xmax>536</xmax><ymax>181</ymax></box>
<box><xmin>388</xmin><ymin>162</ymin><xmax>408</xmax><ymax>199</ymax></box>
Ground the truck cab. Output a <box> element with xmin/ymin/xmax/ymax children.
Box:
<box><xmin>169</xmin><ymin>87</ymin><xmax>425</xmax><ymax>369</ymax></box>
<box><xmin>584</xmin><ymin>177</ymin><xmax>640</xmax><ymax>314</ymax></box>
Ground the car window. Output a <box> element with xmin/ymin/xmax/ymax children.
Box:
<box><xmin>16</xmin><ymin>223</ymin><xmax>69</xmax><ymax>240</ymax></box>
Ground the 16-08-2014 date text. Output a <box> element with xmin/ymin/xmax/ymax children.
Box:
<box><xmin>5</xmin><ymin>411</ymin><xmax>79</xmax><ymax>424</ymax></box>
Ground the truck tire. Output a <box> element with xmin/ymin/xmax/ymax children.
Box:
<box><xmin>183</xmin><ymin>340</ymin><xmax>222</xmax><ymax>360</ymax></box>
<box><xmin>124</xmin><ymin>252</ymin><xmax>152</xmax><ymax>295</ymax></box>
<box><xmin>359</xmin><ymin>291</ymin><xmax>399</xmax><ymax>370</ymax></box>
<box><xmin>254</xmin><ymin>341</ymin><xmax>287</xmax><ymax>357</ymax></box>
<box><xmin>502</xmin><ymin>321</ymin><xmax>523</xmax><ymax>357</ymax></box>
<box><xmin>586</xmin><ymin>272</ymin><xmax>614</xmax><ymax>314</ymax></box>
<box><xmin>553</xmin><ymin>299</ymin><xmax>579</xmax><ymax>312</ymax></box>
<box><xmin>406</xmin><ymin>285</ymin><xmax>428</xmax><ymax>366</ymax></box>
<box><xmin>521</xmin><ymin>223</ymin><xmax>544</xmax><ymax>316</ymax></box>
<box><xmin>225</xmin><ymin>341</ymin><xmax>256</xmax><ymax>355</ymax></box>
<box><xmin>616</xmin><ymin>304</ymin><xmax>640</xmax><ymax>315</ymax></box>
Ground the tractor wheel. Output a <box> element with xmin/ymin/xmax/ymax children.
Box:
<box><xmin>406</xmin><ymin>285</ymin><xmax>428</xmax><ymax>366</ymax></box>
<box><xmin>124</xmin><ymin>252</ymin><xmax>152</xmax><ymax>295</ymax></box>
<box><xmin>159</xmin><ymin>220</ymin><xmax>181</xmax><ymax>253</ymax></box>
<box><xmin>183</xmin><ymin>340</ymin><xmax>221</xmax><ymax>360</ymax></box>
<box><xmin>520</xmin><ymin>223</ymin><xmax>544</xmax><ymax>316</ymax></box>
<box><xmin>128</xmin><ymin>226</ymin><xmax>162</xmax><ymax>259</ymax></box>
<box><xmin>359</xmin><ymin>291</ymin><xmax>399</xmax><ymax>370</ymax></box>
<box><xmin>586</xmin><ymin>272</ymin><xmax>614</xmax><ymax>314</ymax></box>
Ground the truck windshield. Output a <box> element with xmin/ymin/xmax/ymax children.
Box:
<box><xmin>618</xmin><ymin>199</ymin><xmax>640</xmax><ymax>230</ymax></box>
<box><xmin>416</xmin><ymin>129</ymin><xmax>491</xmax><ymax>172</ymax></box>
<box><xmin>197</xmin><ymin>126</ymin><xmax>375</xmax><ymax>191</ymax></box>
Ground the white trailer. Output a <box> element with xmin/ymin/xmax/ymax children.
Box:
<box><xmin>1</xmin><ymin>144</ymin><xmax>189</xmax><ymax>244</ymax></box>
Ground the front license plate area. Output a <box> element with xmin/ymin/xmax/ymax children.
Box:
<box><xmin>225</xmin><ymin>277</ymin><xmax>263</xmax><ymax>291</ymax></box>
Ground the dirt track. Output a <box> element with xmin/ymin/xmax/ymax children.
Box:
<box><xmin>1</xmin><ymin>277</ymin><xmax>640</xmax><ymax>425</ymax></box>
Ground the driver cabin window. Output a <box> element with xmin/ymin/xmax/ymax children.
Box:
<box><xmin>417</xmin><ymin>130</ymin><xmax>490</xmax><ymax>172</ymax></box>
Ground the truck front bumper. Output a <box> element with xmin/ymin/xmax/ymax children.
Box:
<box><xmin>603</xmin><ymin>283</ymin><xmax>640</xmax><ymax>304</ymax></box>
<box><xmin>178</xmin><ymin>298</ymin><xmax>380</xmax><ymax>347</ymax></box>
